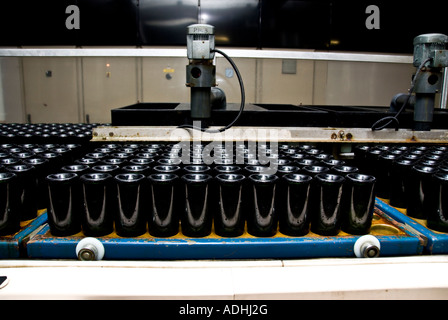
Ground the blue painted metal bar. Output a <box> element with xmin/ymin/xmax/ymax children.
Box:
<box><xmin>376</xmin><ymin>199</ymin><xmax>448</xmax><ymax>254</ymax></box>
<box><xmin>0</xmin><ymin>212</ymin><xmax>48</xmax><ymax>259</ymax></box>
<box><xmin>27</xmin><ymin>206</ymin><xmax>423</xmax><ymax>260</ymax></box>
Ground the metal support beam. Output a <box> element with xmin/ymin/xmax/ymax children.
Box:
<box><xmin>92</xmin><ymin>126</ymin><xmax>448</xmax><ymax>143</ymax></box>
<box><xmin>0</xmin><ymin>48</ymin><xmax>413</xmax><ymax>64</ymax></box>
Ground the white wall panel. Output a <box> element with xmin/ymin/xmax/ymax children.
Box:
<box><xmin>22</xmin><ymin>57</ymin><xmax>80</xmax><ymax>123</ymax></box>
<box><xmin>83</xmin><ymin>57</ymin><xmax>138</xmax><ymax>123</ymax></box>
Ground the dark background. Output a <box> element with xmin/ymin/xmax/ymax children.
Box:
<box><xmin>0</xmin><ymin>0</ymin><xmax>446</xmax><ymax>53</ymax></box>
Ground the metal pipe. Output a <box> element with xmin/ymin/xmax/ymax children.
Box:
<box><xmin>414</xmin><ymin>93</ymin><xmax>435</xmax><ymax>131</ymax></box>
<box><xmin>0</xmin><ymin>60</ymin><xmax>5</xmax><ymax>121</ymax></box>
<box><xmin>440</xmin><ymin>67</ymin><xmax>448</xmax><ymax>109</ymax></box>
<box><xmin>191</xmin><ymin>87</ymin><xmax>211</xmax><ymax>119</ymax></box>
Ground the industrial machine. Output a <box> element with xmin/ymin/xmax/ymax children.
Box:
<box><xmin>412</xmin><ymin>34</ymin><xmax>448</xmax><ymax>131</ymax></box>
<box><xmin>372</xmin><ymin>33</ymin><xmax>448</xmax><ymax>131</ymax></box>
<box><xmin>182</xmin><ymin>23</ymin><xmax>245</xmax><ymax>133</ymax></box>
<box><xmin>185</xmin><ymin>24</ymin><xmax>217</xmax><ymax>124</ymax></box>
<box><xmin>1</xmin><ymin>10</ymin><xmax>448</xmax><ymax>298</ymax></box>
<box><xmin>111</xmin><ymin>29</ymin><xmax>448</xmax><ymax>134</ymax></box>
<box><xmin>0</xmin><ymin>25</ymin><xmax>445</xmax><ymax>263</ymax></box>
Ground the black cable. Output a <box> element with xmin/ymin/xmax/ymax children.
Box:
<box><xmin>371</xmin><ymin>57</ymin><xmax>433</xmax><ymax>131</ymax></box>
<box><xmin>177</xmin><ymin>48</ymin><xmax>245</xmax><ymax>133</ymax></box>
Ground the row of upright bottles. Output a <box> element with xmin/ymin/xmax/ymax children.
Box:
<box><xmin>33</xmin><ymin>141</ymin><xmax>377</xmax><ymax>239</ymax></box>
<box><xmin>355</xmin><ymin>144</ymin><xmax>448</xmax><ymax>233</ymax></box>
<box><xmin>0</xmin><ymin>123</ymin><xmax>101</xmax><ymax>144</ymax></box>
<box><xmin>0</xmin><ymin>142</ymin><xmax>87</xmax><ymax>235</ymax></box>
<box><xmin>16</xmin><ymin>135</ymin><xmax>448</xmax><ymax>238</ymax></box>
<box><xmin>1</xmin><ymin>124</ymin><xmax>446</xmax><ymax>239</ymax></box>
<box><xmin>0</xmin><ymin>123</ymin><xmax>100</xmax><ymax>235</ymax></box>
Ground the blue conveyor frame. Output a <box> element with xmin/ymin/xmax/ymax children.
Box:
<box><xmin>26</xmin><ymin>203</ymin><xmax>424</xmax><ymax>260</ymax></box>
<box><xmin>0</xmin><ymin>213</ymin><xmax>48</xmax><ymax>259</ymax></box>
<box><xmin>376</xmin><ymin>198</ymin><xmax>448</xmax><ymax>254</ymax></box>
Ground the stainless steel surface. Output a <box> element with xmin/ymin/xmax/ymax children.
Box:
<box><xmin>92</xmin><ymin>126</ymin><xmax>448</xmax><ymax>143</ymax></box>
<box><xmin>441</xmin><ymin>67</ymin><xmax>448</xmax><ymax>109</ymax></box>
<box><xmin>361</xmin><ymin>243</ymin><xmax>380</xmax><ymax>258</ymax></box>
<box><xmin>78</xmin><ymin>245</ymin><xmax>97</xmax><ymax>261</ymax></box>
<box><xmin>187</xmin><ymin>24</ymin><xmax>215</xmax><ymax>60</ymax></box>
<box><xmin>0</xmin><ymin>48</ymin><xmax>413</xmax><ymax>64</ymax></box>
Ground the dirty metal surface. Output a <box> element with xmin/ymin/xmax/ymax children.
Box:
<box><xmin>376</xmin><ymin>199</ymin><xmax>448</xmax><ymax>254</ymax></box>
<box><xmin>92</xmin><ymin>126</ymin><xmax>448</xmax><ymax>144</ymax></box>
<box><xmin>0</xmin><ymin>211</ymin><xmax>47</xmax><ymax>259</ymax></box>
<box><xmin>26</xmin><ymin>202</ymin><xmax>422</xmax><ymax>260</ymax></box>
